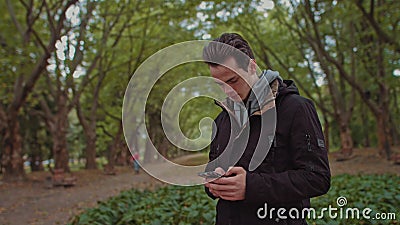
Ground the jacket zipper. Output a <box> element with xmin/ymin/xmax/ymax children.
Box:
<box><xmin>306</xmin><ymin>134</ymin><xmax>312</xmax><ymax>151</ymax></box>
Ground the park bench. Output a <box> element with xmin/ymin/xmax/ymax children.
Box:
<box><xmin>47</xmin><ymin>168</ymin><xmax>77</xmax><ymax>188</ymax></box>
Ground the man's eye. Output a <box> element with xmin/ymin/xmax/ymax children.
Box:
<box><xmin>227</xmin><ymin>79</ymin><xmax>237</xmax><ymax>84</ymax></box>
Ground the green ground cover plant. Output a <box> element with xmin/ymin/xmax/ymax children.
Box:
<box><xmin>70</xmin><ymin>174</ymin><xmax>399</xmax><ymax>225</ymax></box>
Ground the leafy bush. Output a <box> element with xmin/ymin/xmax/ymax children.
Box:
<box><xmin>70</xmin><ymin>174</ymin><xmax>399</xmax><ymax>225</ymax></box>
<box><xmin>69</xmin><ymin>185</ymin><xmax>216</xmax><ymax>225</ymax></box>
<box><xmin>308</xmin><ymin>174</ymin><xmax>399</xmax><ymax>225</ymax></box>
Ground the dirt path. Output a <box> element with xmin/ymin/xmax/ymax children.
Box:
<box><xmin>0</xmin><ymin>148</ymin><xmax>399</xmax><ymax>225</ymax></box>
<box><xmin>0</xmin><ymin>167</ymin><xmax>163</xmax><ymax>225</ymax></box>
<box><xmin>329</xmin><ymin>147</ymin><xmax>400</xmax><ymax>176</ymax></box>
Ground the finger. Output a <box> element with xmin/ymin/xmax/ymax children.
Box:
<box><xmin>219</xmin><ymin>192</ymin><xmax>240</xmax><ymax>201</ymax></box>
<box><xmin>208</xmin><ymin>183</ymin><xmax>235</xmax><ymax>192</ymax></box>
<box><xmin>205</xmin><ymin>177</ymin><xmax>219</xmax><ymax>183</ymax></box>
<box><xmin>209</xmin><ymin>177</ymin><xmax>235</xmax><ymax>185</ymax></box>
<box><xmin>210</xmin><ymin>187</ymin><xmax>228</xmax><ymax>198</ymax></box>
<box><xmin>205</xmin><ymin>181</ymin><xmax>220</xmax><ymax>188</ymax></box>
<box><xmin>214</xmin><ymin>174</ymin><xmax>246</xmax><ymax>185</ymax></box>
<box><xmin>217</xmin><ymin>190</ymin><xmax>237</xmax><ymax>197</ymax></box>
<box><xmin>225</xmin><ymin>166</ymin><xmax>245</xmax><ymax>176</ymax></box>
<box><xmin>210</xmin><ymin>189</ymin><xmax>220</xmax><ymax>198</ymax></box>
<box><xmin>214</xmin><ymin>167</ymin><xmax>225</xmax><ymax>175</ymax></box>
<box><xmin>214</xmin><ymin>191</ymin><xmax>237</xmax><ymax>200</ymax></box>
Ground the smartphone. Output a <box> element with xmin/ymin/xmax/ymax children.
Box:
<box><xmin>197</xmin><ymin>171</ymin><xmax>223</xmax><ymax>179</ymax></box>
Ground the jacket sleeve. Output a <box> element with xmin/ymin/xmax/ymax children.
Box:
<box><xmin>244</xmin><ymin>99</ymin><xmax>331</xmax><ymax>204</ymax></box>
<box><xmin>204</xmin><ymin>117</ymin><xmax>220</xmax><ymax>200</ymax></box>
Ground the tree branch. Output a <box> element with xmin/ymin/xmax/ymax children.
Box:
<box><xmin>43</xmin><ymin>0</ymin><xmax>56</xmax><ymax>38</ymax></box>
<box><xmin>9</xmin><ymin>0</ymin><xmax>78</xmax><ymax>114</ymax></box>
<box><xmin>98</xmin><ymin>124</ymin><xmax>115</xmax><ymax>139</ymax></box>
<box><xmin>354</xmin><ymin>0</ymin><xmax>400</xmax><ymax>52</ymax></box>
<box><xmin>6</xmin><ymin>0</ymin><xmax>25</xmax><ymax>40</ymax></box>
<box><xmin>98</xmin><ymin>103</ymin><xmax>121</xmax><ymax>121</ymax></box>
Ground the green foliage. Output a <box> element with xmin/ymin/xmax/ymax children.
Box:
<box><xmin>70</xmin><ymin>174</ymin><xmax>399</xmax><ymax>225</ymax></box>
<box><xmin>69</xmin><ymin>185</ymin><xmax>216</xmax><ymax>225</ymax></box>
<box><xmin>308</xmin><ymin>174</ymin><xmax>400</xmax><ymax>225</ymax></box>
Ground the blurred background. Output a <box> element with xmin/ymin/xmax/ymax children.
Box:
<box><xmin>0</xmin><ymin>0</ymin><xmax>399</xmax><ymax>224</ymax></box>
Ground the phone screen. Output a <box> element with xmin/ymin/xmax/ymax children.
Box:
<box><xmin>197</xmin><ymin>171</ymin><xmax>223</xmax><ymax>179</ymax></box>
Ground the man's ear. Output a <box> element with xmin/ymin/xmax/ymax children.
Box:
<box><xmin>248</xmin><ymin>59</ymin><xmax>257</xmax><ymax>75</ymax></box>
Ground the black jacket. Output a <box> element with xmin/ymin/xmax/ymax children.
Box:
<box><xmin>205</xmin><ymin>80</ymin><xmax>331</xmax><ymax>225</ymax></box>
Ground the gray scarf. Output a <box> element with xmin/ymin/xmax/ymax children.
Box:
<box><xmin>232</xmin><ymin>70</ymin><xmax>282</xmax><ymax>127</ymax></box>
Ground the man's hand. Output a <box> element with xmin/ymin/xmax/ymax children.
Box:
<box><xmin>205</xmin><ymin>167</ymin><xmax>246</xmax><ymax>201</ymax></box>
<box><xmin>205</xmin><ymin>167</ymin><xmax>225</xmax><ymax>198</ymax></box>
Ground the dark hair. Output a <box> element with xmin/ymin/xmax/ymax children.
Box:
<box><xmin>202</xmin><ymin>33</ymin><xmax>255</xmax><ymax>71</ymax></box>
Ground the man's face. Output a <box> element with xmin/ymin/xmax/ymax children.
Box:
<box><xmin>209</xmin><ymin>57</ymin><xmax>253</xmax><ymax>102</ymax></box>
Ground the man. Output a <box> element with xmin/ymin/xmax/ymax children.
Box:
<box><xmin>202</xmin><ymin>33</ymin><xmax>330</xmax><ymax>225</ymax></box>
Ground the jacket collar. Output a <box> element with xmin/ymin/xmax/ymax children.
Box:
<box><xmin>215</xmin><ymin>70</ymin><xmax>280</xmax><ymax>117</ymax></box>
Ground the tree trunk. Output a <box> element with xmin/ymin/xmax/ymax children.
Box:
<box><xmin>377</xmin><ymin>112</ymin><xmax>391</xmax><ymax>159</ymax></box>
<box><xmin>338</xmin><ymin>123</ymin><xmax>354</xmax><ymax>157</ymax></box>
<box><xmin>116</xmin><ymin>144</ymin><xmax>129</xmax><ymax>166</ymax></box>
<box><xmin>360</xmin><ymin>103</ymin><xmax>371</xmax><ymax>147</ymax></box>
<box><xmin>50</xmin><ymin>94</ymin><xmax>70</xmax><ymax>172</ymax></box>
<box><xmin>392</xmin><ymin>89</ymin><xmax>400</xmax><ymax>146</ymax></box>
<box><xmin>1</xmin><ymin>116</ymin><xmax>25</xmax><ymax>181</ymax></box>
<box><xmin>85</xmin><ymin>132</ymin><xmax>97</xmax><ymax>169</ymax></box>
<box><xmin>53</xmin><ymin>140</ymin><xmax>69</xmax><ymax>172</ymax></box>
<box><xmin>158</xmin><ymin>137</ymin><xmax>168</xmax><ymax>161</ymax></box>
<box><xmin>41</xmin><ymin>106</ymin><xmax>70</xmax><ymax>173</ymax></box>
<box><xmin>124</xmin><ymin>146</ymin><xmax>131</xmax><ymax>165</ymax></box>
<box><xmin>144</xmin><ymin>138</ymin><xmax>155</xmax><ymax>164</ymax></box>
<box><xmin>53</xmin><ymin>118</ymin><xmax>69</xmax><ymax>172</ymax></box>
<box><xmin>108</xmin><ymin>122</ymin><xmax>123</xmax><ymax>168</ymax></box>
<box><xmin>76</xmin><ymin>65</ymin><xmax>106</xmax><ymax>170</ymax></box>
<box><xmin>375</xmin><ymin>27</ymin><xmax>392</xmax><ymax>159</ymax></box>
<box><xmin>390</xmin><ymin>114</ymin><xmax>399</xmax><ymax>146</ymax></box>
